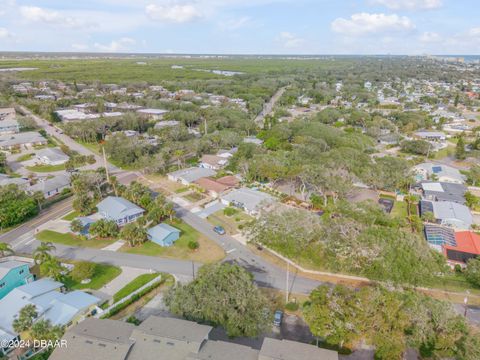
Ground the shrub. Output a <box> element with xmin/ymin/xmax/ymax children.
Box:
<box><xmin>285</xmin><ymin>302</ymin><xmax>299</xmax><ymax>311</ymax></box>
<box><xmin>223</xmin><ymin>207</ymin><xmax>238</xmax><ymax>216</ymax></box>
<box><xmin>188</xmin><ymin>240</ymin><xmax>199</xmax><ymax>250</ymax></box>
<box><xmin>71</xmin><ymin>261</ymin><xmax>96</xmax><ymax>282</ymax></box>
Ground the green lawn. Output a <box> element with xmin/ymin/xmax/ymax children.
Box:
<box><xmin>16</xmin><ymin>153</ymin><xmax>34</xmax><ymax>162</ymax></box>
<box><xmin>63</xmin><ymin>263</ymin><xmax>122</xmax><ymax>290</ymax></box>
<box><xmin>36</xmin><ymin>230</ymin><xmax>117</xmax><ymax>249</ymax></box>
<box><xmin>61</xmin><ymin>211</ymin><xmax>79</xmax><ymax>221</ymax></box>
<box><xmin>432</xmin><ymin>145</ymin><xmax>455</xmax><ymax>160</ymax></box>
<box><xmin>121</xmin><ymin>220</ymin><xmax>225</xmax><ymax>263</ymax></box>
<box><xmin>26</xmin><ymin>163</ymin><xmax>66</xmax><ymax>172</ymax></box>
<box><xmin>113</xmin><ymin>273</ymin><xmax>160</xmax><ymax>303</ymax></box>
<box><xmin>183</xmin><ymin>192</ymin><xmax>205</xmax><ymax>202</ymax></box>
<box><xmin>175</xmin><ymin>187</ymin><xmax>190</xmax><ymax>194</ymax></box>
<box><xmin>77</xmin><ymin>140</ymin><xmax>101</xmax><ymax>155</ymax></box>
<box><xmin>391</xmin><ymin>201</ymin><xmax>408</xmax><ymax>219</ymax></box>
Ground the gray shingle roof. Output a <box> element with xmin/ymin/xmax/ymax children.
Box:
<box><xmin>169</xmin><ymin>167</ymin><xmax>217</xmax><ymax>183</ymax></box>
<box><xmin>259</xmin><ymin>338</ymin><xmax>338</xmax><ymax>360</ymax></box>
<box><xmin>97</xmin><ymin>196</ymin><xmax>145</xmax><ymax>222</ymax></box>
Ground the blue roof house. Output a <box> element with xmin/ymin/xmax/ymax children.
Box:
<box><xmin>0</xmin><ymin>278</ymin><xmax>100</xmax><ymax>355</ymax></box>
<box><xmin>75</xmin><ymin>217</ymin><xmax>96</xmax><ymax>236</ymax></box>
<box><xmin>0</xmin><ymin>261</ymin><xmax>34</xmax><ymax>300</ymax></box>
<box><xmin>96</xmin><ymin>196</ymin><xmax>145</xmax><ymax>226</ymax></box>
<box><xmin>147</xmin><ymin>223</ymin><xmax>181</xmax><ymax>247</ymax></box>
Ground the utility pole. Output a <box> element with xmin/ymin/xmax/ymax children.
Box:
<box><xmin>204</xmin><ymin>118</ymin><xmax>208</xmax><ymax>135</ymax></box>
<box><xmin>192</xmin><ymin>261</ymin><xmax>195</xmax><ymax>279</ymax></box>
<box><xmin>464</xmin><ymin>290</ymin><xmax>470</xmax><ymax>317</ymax></box>
<box><xmin>102</xmin><ymin>146</ymin><xmax>110</xmax><ymax>183</ymax></box>
<box><xmin>285</xmin><ymin>261</ymin><xmax>289</xmax><ymax>303</ymax></box>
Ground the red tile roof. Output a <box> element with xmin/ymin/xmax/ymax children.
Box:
<box><xmin>443</xmin><ymin>231</ymin><xmax>480</xmax><ymax>255</ymax></box>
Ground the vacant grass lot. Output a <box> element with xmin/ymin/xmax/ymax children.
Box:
<box><xmin>26</xmin><ymin>163</ymin><xmax>65</xmax><ymax>172</ymax></box>
<box><xmin>16</xmin><ymin>153</ymin><xmax>34</xmax><ymax>162</ymax></box>
<box><xmin>63</xmin><ymin>263</ymin><xmax>122</xmax><ymax>290</ymax></box>
<box><xmin>121</xmin><ymin>220</ymin><xmax>224</xmax><ymax>263</ymax></box>
<box><xmin>36</xmin><ymin>230</ymin><xmax>117</xmax><ymax>249</ymax></box>
<box><xmin>113</xmin><ymin>273</ymin><xmax>160</xmax><ymax>303</ymax></box>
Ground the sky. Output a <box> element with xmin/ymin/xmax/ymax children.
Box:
<box><xmin>0</xmin><ymin>0</ymin><xmax>479</xmax><ymax>55</ymax></box>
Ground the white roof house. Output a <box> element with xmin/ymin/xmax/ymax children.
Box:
<box><xmin>167</xmin><ymin>167</ymin><xmax>217</xmax><ymax>185</ymax></box>
<box><xmin>414</xmin><ymin>162</ymin><xmax>466</xmax><ymax>184</ymax></box>
<box><xmin>0</xmin><ymin>118</ymin><xmax>20</xmax><ymax>135</ymax></box>
<box><xmin>420</xmin><ymin>200</ymin><xmax>473</xmax><ymax>229</ymax></box>
<box><xmin>221</xmin><ymin>187</ymin><xmax>275</xmax><ymax>216</ymax></box>
<box><xmin>0</xmin><ymin>131</ymin><xmax>47</xmax><ymax>150</ymax></box>
<box><xmin>35</xmin><ymin>147</ymin><xmax>69</xmax><ymax>165</ymax></box>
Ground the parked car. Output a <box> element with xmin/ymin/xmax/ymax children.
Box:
<box><xmin>273</xmin><ymin>310</ymin><xmax>283</xmax><ymax>327</ymax></box>
<box><xmin>213</xmin><ymin>225</ymin><xmax>226</xmax><ymax>235</ymax></box>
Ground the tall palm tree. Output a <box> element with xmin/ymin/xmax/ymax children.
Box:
<box><xmin>33</xmin><ymin>242</ymin><xmax>56</xmax><ymax>265</ymax></box>
<box><xmin>0</xmin><ymin>243</ymin><xmax>13</xmax><ymax>258</ymax></box>
<box><xmin>40</xmin><ymin>257</ymin><xmax>64</xmax><ymax>281</ymax></box>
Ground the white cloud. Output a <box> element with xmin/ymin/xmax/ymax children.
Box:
<box><xmin>219</xmin><ymin>16</ymin><xmax>252</xmax><ymax>31</ymax></box>
<box><xmin>370</xmin><ymin>0</ymin><xmax>442</xmax><ymax>10</ymax></box>
<box><xmin>278</xmin><ymin>31</ymin><xmax>305</xmax><ymax>48</ymax></box>
<box><xmin>19</xmin><ymin>6</ymin><xmax>90</xmax><ymax>28</ymax></box>
<box><xmin>94</xmin><ymin>37</ymin><xmax>136</xmax><ymax>52</ymax></box>
<box><xmin>146</xmin><ymin>1</ymin><xmax>202</xmax><ymax>23</ymax></box>
<box><xmin>0</xmin><ymin>27</ymin><xmax>12</xmax><ymax>39</ymax></box>
<box><xmin>419</xmin><ymin>31</ymin><xmax>441</xmax><ymax>42</ymax></box>
<box><xmin>331</xmin><ymin>13</ymin><xmax>415</xmax><ymax>36</ymax></box>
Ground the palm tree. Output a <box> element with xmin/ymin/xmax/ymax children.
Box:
<box><xmin>0</xmin><ymin>243</ymin><xmax>13</xmax><ymax>258</ymax></box>
<box><xmin>33</xmin><ymin>242</ymin><xmax>56</xmax><ymax>264</ymax></box>
<box><xmin>40</xmin><ymin>257</ymin><xmax>65</xmax><ymax>281</ymax></box>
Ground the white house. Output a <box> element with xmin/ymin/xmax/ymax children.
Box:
<box><xmin>35</xmin><ymin>147</ymin><xmax>69</xmax><ymax>166</ymax></box>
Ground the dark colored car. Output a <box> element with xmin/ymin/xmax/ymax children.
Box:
<box><xmin>213</xmin><ymin>226</ymin><xmax>226</xmax><ymax>235</ymax></box>
<box><xmin>273</xmin><ymin>310</ymin><xmax>283</xmax><ymax>327</ymax></box>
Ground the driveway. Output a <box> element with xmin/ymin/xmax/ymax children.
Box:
<box><xmin>99</xmin><ymin>266</ymin><xmax>151</xmax><ymax>297</ymax></box>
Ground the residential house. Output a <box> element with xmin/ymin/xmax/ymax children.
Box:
<box><xmin>259</xmin><ymin>338</ymin><xmax>338</xmax><ymax>360</ymax></box>
<box><xmin>147</xmin><ymin>223</ymin><xmax>181</xmax><ymax>247</ymax></box>
<box><xmin>28</xmin><ymin>174</ymin><xmax>71</xmax><ymax>198</ymax></box>
<box><xmin>418</xmin><ymin>181</ymin><xmax>467</xmax><ymax>204</ymax></box>
<box><xmin>420</xmin><ymin>200</ymin><xmax>473</xmax><ymax>229</ymax></box>
<box><xmin>414</xmin><ymin>130</ymin><xmax>447</xmax><ymax>141</ymax></box>
<box><xmin>243</xmin><ymin>136</ymin><xmax>263</xmax><ymax>145</ymax></box>
<box><xmin>442</xmin><ymin>231</ymin><xmax>480</xmax><ymax>266</ymax></box>
<box><xmin>199</xmin><ymin>154</ymin><xmax>228</xmax><ymax>170</ymax></box>
<box><xmin>0</xmin><ymin>131</ymin><xmax>47</xmax><ymax>150</ymax></box>
<box><xmin>49</xmin><ymin>316</ymin><xmax>338</xmax><ymax>360</ymax></box>
<box><xmin>154</xmin><ymin>120</ymin><xmax>180</xmax><ymax>130</ymax></box>
<box><xmin>413</xmin><ymin>162</ymin><xmax>466</xmax><ymax>184</ymax></box>
<box><xmin>0</xmin><ymin>118</ymin><xmax>20</xmax><ymax>135</ymax></box>
<box><xmin>194</xmin><ymin>177</ymin><xmax>231</xmax><ymax>198</ymax></box>
<box><xmin>137</xmin><ymin>108</ymin><xmax>169</xmax><ymax>120</ymax></box>
<box><xmin>221</xmin><ymin>187</ymin><xmax>274</xmax><ymax>216</ymax></box>
<box><xmin>35</xmin><ymin>147</ymin><xmax>69</xmax><ymax>166</ymax></box>
<box><xmin>0</xmin><ymin>279</ymin><xmax>100</xmax><ymax>355</ymax></box>
<box><xmin>168</xmin><ymin>167</ymin><xmax>217</xmax><ymax>185</ymax></box>
<box><xmin>0</xmin><ymin>261</ymin><xmax>34</xmax><ymax>300</ymax></box>
<box><xmin>0</xmin><ymin>174</ymin><xmax>29</xmax><ymax>188</ymax></box>
<box><xmin>96</xmin><ymin>196</ymin><xmax>145</xmax><ymax>226</ymax></box>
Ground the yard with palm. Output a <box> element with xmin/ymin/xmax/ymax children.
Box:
<box><xmin>120</xmin><ymin>220</ymin><xmax>225</xmax><ymax>263</ymax></box>
<box><xmin>36</xmin><ymin>230</ymin><xmax>117</xmax><ymax>249</ymax></box>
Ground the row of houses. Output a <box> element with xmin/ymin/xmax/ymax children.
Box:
<box><xmin>0</xmin><ymin>259</ymin><xmax>100</xmax><ymax>356</ymax></box>
<box><xmin>50</xmin><ymin>316</ymin><xmax>338</xmax><ymax>360</ymax></box>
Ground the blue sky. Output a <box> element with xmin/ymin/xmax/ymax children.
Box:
<box><xmin>0</xmin><ymin>0</ymin><xmax>478</xmax><ymax>54</ymax></box>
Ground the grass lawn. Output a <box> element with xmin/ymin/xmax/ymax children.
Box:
<box><xmin>183</xmin><ymin>192</ymin><xmax>205</xmax><ymax>202</ymax></box>
<box><xmin>175</xmin><ymin>186</ymin><xmax>190</xmax><ymax>194</ymax></box>
<box><xmin>207</xmin><ymin>209</ymin><xmax>253</xmax><ymax>235</ymax></box>
<box><xmin>63</xmin><ymin>263</ymin><xmax>122</xmax><ymax>290</ymax></box>
<box><xmin>36</xmin><ymin>230</ymin><xmax>117</xmax><ymax>249</ymax></box>
<box><xmin>113</xmin><ymin>273</ymin><xmax>160</xmax><ymax>303</ymax></box>
<box><xmin>432</xmin><ymin>145</ymin><xmax>455</xmax><ymax>160</ymax></box>
<box><xmin>26</xmin><ymin>163</ymin><xmax>65</xmax><ymax>172</ymax></box>
<box><xmin>77</xmin><ymin>140</ymin><xmax>101</xmax><ymax>155</ymax></box>
<box><xmin>121</xmin><ymin>220</ymin><xmax>225</xmax><ymax>263</ymax></box>
<box><xmin>391</xmin><ymin>201</ymin><xmax>408</xmax><ymax>219</ymax></box>
<box><xmin>16</xmin><ymin>153</ymin><xmax>34</xmax><ymax>162</ymax></box>
<box><xmin>61</xmin><ymin>211</ymin><xmax>79</xmax><ymax>221</ymax></box>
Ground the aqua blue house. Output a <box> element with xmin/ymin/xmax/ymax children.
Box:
<box><xmin>147</xmin><ymin>223</ymin><xmax>181</xmax><ymax>247</ymax></box>
<box><xmin>0</xmin><ymin>261</ymin><xmax>34</xmax><ymax>300</ymax></box>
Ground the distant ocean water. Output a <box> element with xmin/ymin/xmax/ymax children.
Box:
<box><xmin>437</xmin><ymin>55</ymin><xmax>480</xmax><ymax>63</ymax></box>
